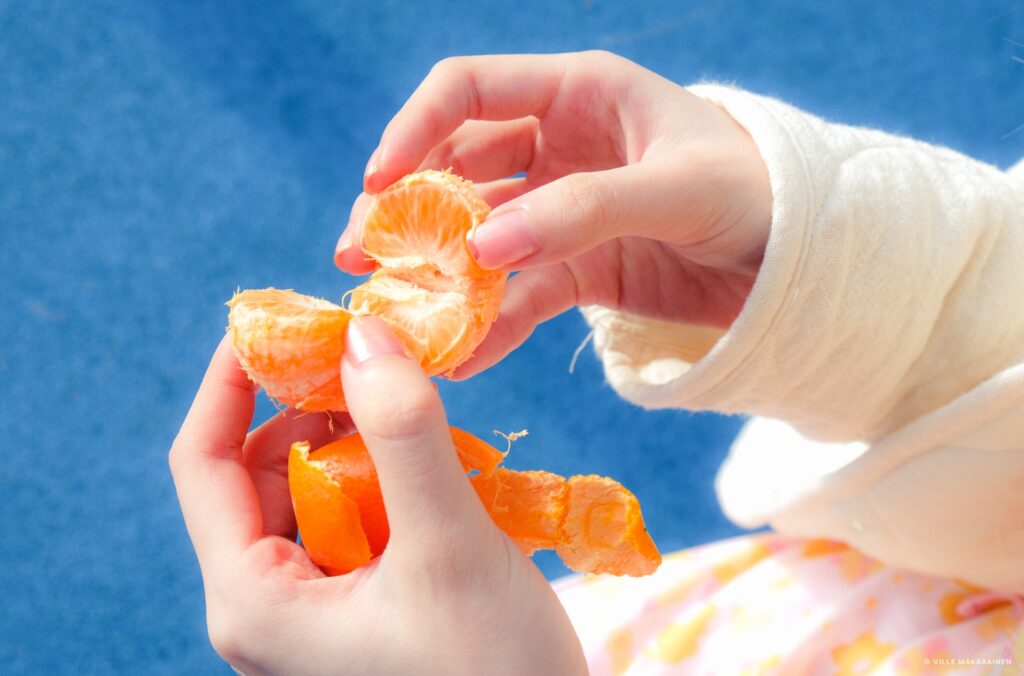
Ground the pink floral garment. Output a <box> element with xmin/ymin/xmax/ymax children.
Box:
<box><xmin>554</xmin><ymin>534</ymin><xmax>1024</xmax><ymax>675</ymax></box>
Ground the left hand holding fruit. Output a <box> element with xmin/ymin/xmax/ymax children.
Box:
<box><xmin>170</xmin><ymin>321</ymin><xmax>587</xmax><ymax>675</ymax></box>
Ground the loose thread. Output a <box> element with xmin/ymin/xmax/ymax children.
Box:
<box><xmin>493</xmin><ymin>429</ymin><xmax>529</xmax><ymax>454</ymax></box>
<box><xmin>568</xmin><ymin>329</ymin><xmax>596</xmax><ymax>375</ymax></box>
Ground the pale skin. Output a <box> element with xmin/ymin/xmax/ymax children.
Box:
<box><xmin>173</xmin><ymin>51</ymin><xmax>772</xmax><ymax>674</ymax></box>
<box><xmin>170</xmin><ymin>321</ymin><xmax>587</xmax><ymax>675</ymax></box>
<box><xmin>338</xmin><ymin>50</ymin><xmax>772</xmax><ymax>379</ymax></box>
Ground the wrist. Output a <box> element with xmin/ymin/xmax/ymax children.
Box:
<box><xmin>678</xmin><ymin>86</ymin><xmax>773</xmax><ymax>279</ymax></box>
<box><xmin>717</xmin><ymin>103</ymin><xmax>773</xmax><ymax>278</ymax></box>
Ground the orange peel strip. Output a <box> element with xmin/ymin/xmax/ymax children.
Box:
<box><xmin>289</xmin><ymin>427</ymin><xmax>661</xmax><ymax>577</ymax></box>
<box><xmin>288</xmin><ymin>441</ymin><xmax>372</xmax><ymax>573</ymax></box>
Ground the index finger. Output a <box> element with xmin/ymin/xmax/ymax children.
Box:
<box><xmin>170</xmin><ymin>335</ymin><xmax>262</xmax><ymax>573</ymax></box>
<box><xmin>365</xmin><ymin>53</ymin><xmax>567</xmax><ymax>193</ymax></box>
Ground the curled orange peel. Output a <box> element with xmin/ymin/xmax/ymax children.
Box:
<box><xmin>290</xmin><ymin>427</ymin><xmax>662</xmax><ymax>577</ymax></box>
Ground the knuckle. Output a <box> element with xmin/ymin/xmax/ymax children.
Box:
<box><xmin>511</xmin><ymin>120</ymin><xmax>538</xmax><ymax>171</ymax></box>
<box><xmin>167</xmin><ymin>441</ymin><xmax>183</xmax><ymax>478</ymax></box>
<box><xmin>433</xmin><ymin>137</ymin><xmax>461</xmax><ymax>173</ymax></box>
<box><xmin>364</xmin><ymin>382</ymin><xmax>442</xmax><ymax>440</ymax></box>
<box><xmin>430</xmin><ymin>56</ymin><xmax>464</xmax><ymax>80</ymax></box>
<box><xmin>522</xmin><ymin>279</ymin><xmax>549</xmax><ymax>326</ymax></box>
<box><xmin>563</xmin><ymin>172</ymin><xmax>616</xmax><ymax>232</ymax></box>
<box><xmin>427</xmin><ymin>56</ymin><xmax>480</xmax><ymax>119</ymax></box>
<box><xmin>205</xmin><ymin>579</ymin><xmax>284</xmax><ymax>669</ymax></box>
<box><xmin>573</xmin><ymin>50</ymin><xmax>636</xmax><ymax>92</ymax></box>
<box><xmin>581</xmin><ymin>49</ymin><xmax>621</xmax><ymax>67</ymax></box>
<box><xmin>491</xmin><ymin>312</ymin><xmax>524</xmax><ymax>356</ymax></box>
<box><xmin>422</xmin><ymin>102</ymin><xmax>449</xmax><ymax>144</ymax></box>
<box><xmin>207</xmin><ymin>608</ymin><xmax>247</xmax><ymax>666</ymax></box>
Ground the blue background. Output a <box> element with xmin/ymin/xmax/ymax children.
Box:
<box><xmin>2</xmin><ymin>1</ymin><xmax>1022</xmax><ymax>672</ymax></box>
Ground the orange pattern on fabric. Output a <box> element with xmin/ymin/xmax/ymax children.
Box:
<box><xmin>954</xmin><ymin>579</ymin><xmax>987</xmax><ymax>594</ymax></box>
<box><xmin>938</xmin><ymin>592</ymin><xmax>969</xmax><ymax>625</ymax></box>
<box><xmin>802</xmin><ymin>538</ymin><xmax>850</xmax><ymax>558</ymax></box>
<box><xmin>656</xmin><ymin>572</ymin><xmax>703</xmax><ymax>607</ymax></box>
<box><xmin>831</xmin><ymin>631</ymin><xmax>896</xmax><ymax>675</ymax></box>
<box><xmin>891</xmin><ymin>642</ymin><xmax>956</xmax><ymax>675</ymax></box>
<box><xmin>740</xmin><ymin>653</ymin><xmax>781</xmax><ymax>675</ymax></box>
<box><xmin>974</xmin><ymin>607</ymin><xmax>1020</xmax><ymax>642</ymax></box>
<box><xmin>712</xmin><ymin>543</ymin><xmax>771</xmax><ymax>583</ymax></box>
<box><xmin>650</xmin><ymin>604</ymin><xmax>717</xmax><ymax>664</ymax></box>
<box><xmin>553</xmin><ymin>535</ymin><xmax>1023</xmax><ymax>675</ymax></box>
<box><xmin>838</xmin><ymin>549</ymin><xmax>884</xmax><ymax>583</ymax></box>
<box><xmin>605</xmin><ymin>627</ymin><xmax>633</xmax><ymax>676</ymax></box>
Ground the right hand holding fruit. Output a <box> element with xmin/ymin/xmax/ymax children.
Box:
<box><xmin>170</xmin><ymin>321</ymin><xmax>587</xmax><ymax>675</ymax></box>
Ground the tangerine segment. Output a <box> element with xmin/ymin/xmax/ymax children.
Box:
<box><xmin>360</xmin><ymin>170</ymin><xmax>495</xmax><ymax>281</ymax></box>
<box><xmin>555</xmin><ymin>476</ymin><xmax>662</xmax><ymax>577</ymax></box>
<box><xmin>228</xmin><ymin>289</ymin><xmax>351</xmax><ymax>411</ymax></box>
<box><xmin>288</xmin><ymin>442</ymin><xmax>372</xmax><ymax>574</ymax></box>
<box><xmin>350</xmin><ymin>170</ymin><xmax>507</xmax><ymax>376</ymax></box>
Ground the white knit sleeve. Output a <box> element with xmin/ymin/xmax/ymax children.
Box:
<box><xmin>581</xmin><ymin>85</ymin><xmax>1024</xmax><ymax>443</ymax></box>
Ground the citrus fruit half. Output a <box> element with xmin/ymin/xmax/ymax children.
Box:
<box><xmin>350</xmin><ymin>170</ymin><xmax>505</xmax><ymax>376</ymax></box>
<box><xmin>227</xmin><ymin>170</ymin><xmax>506</xmax><ymax>410</ymax></box>
<box><xmin>228</xmin><ymin>289</ymin><xmax>351</xmax><ymax>411</ymax></box>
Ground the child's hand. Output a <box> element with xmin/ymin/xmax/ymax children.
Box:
<box><xmin>170</xmin><ymin>320</ymin><xmax>586</xmax><ymax>675</ymax></box>
<box><xmin>336</xmin><ymin>51</ymin><xmax>772</xmax><ymax>378</ymax></box>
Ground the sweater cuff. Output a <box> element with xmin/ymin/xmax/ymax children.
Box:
<box><xmin>581</xmin><ymin>84</ymin><xmax>816</xmax><ymax>418</ymax></box>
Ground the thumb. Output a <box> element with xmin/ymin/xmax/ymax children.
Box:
<box><xmin>466</xmin><ymin>156</ymin><xmax>744</xmax><ymax>271</ymax></box>
<box><xmin>466</xmin><ymin>162</ymin><xmax>667</xmax><ymax>270</ymax></box>
<box><xmin>340</xmin><ymin>316</ymin><xmax>488</xmax><ymax>548</ymax></box>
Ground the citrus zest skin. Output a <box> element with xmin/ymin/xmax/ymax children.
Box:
<box><xmin>289</xmin><ymin>428</ymin><xmax>662</xmax><ymax>577</ymax></box>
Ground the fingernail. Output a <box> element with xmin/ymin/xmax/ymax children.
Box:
<box><xmin>336</xmin><ymin>229</ymin><xmax>353</xmax><ymax>254</ymax></box>
<box><xmin>467</xmin><ymin>210</ymin><xmax>537</xmax><ymax>268</ymax></box>
<box><xmin>335</xmin><ymin>229</ymin><xmax>368</xmax><ymax>271</ymax></box>
<box><xmin>345</xmin><ymin>316</ymin><xmax>406</xmax><ymax>366</ymax></box>
<box><xmin>364</xmin><ymin>147</ymin><xmax>382</xmax><ymax>183</ymax></box>
<box><xmin>333</xmin><ymin>231</ymin><xmax>352</xmax><ymax>268</ymax></box>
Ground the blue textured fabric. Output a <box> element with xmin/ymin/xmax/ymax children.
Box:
<box><xmin>1</xmin><ymin>1</ymin><xmax>1021</xmax><ymax>672</ymax></box>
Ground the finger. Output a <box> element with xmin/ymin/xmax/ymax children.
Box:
<box><xmin>451</xmin><ymin>264</ymin><xmax>578</xmax><ymax>380</ymax></box>
<box><xmin>476</xmin><ymin>176</ymin><xmax>530</xmax><ymax>207</ymax></box>
<box><xmin>340</xmin><ymin>316</ymin><xmax>489</xmax><ymax>547</ymax></box>
<box><xmin>243</xmin><ymin>409</ymin><xmax>355</xmax><ymax>539</ymax></box>
<box><xmin>415</xmin><ymin>118</ymin><xmax>538</xmax><ymax>183</ymax></box>
<box><xmin>334</xmin><ymin>192</ymin><xmax>379</xmax><ymax>275</ymax></box>
<box><xmin>466</xmin><ymin>161</ymin><xmax>685</xmax><ymax>271</ymax></box>
<box><xmin>169</xmin><ymin>336</ymin><xmax>262</xmax><ymax>571</ymax></box>
<box><xmin>365</xmin><ymin>54</ymin><xmax>568</xmax><ymax>192</ymax></box>
<box><xmin>335</xmin><ymin>178</ymin><xmax>529</xmax><ymax>274</ymax></box>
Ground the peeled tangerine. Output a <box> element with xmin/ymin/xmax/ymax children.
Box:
<box><xmin>289</xmin><ymin>428</ymin><xmax>662</xmax><ymax>577</ymax></box>
<box><xmin>230</xmin><ymin>170</ymin><xmax>661</xmax><ymax>576</ymax></box>
<box><xmin>227</xmin><ymin>170</ymin><xmax>506</xmax><ymax>410</ymax></box>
